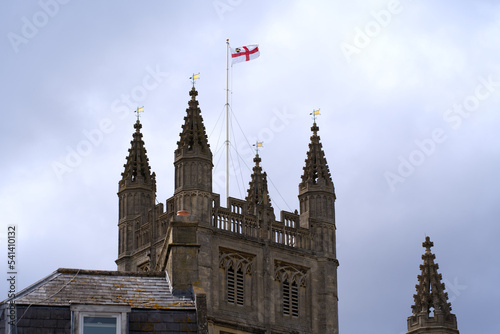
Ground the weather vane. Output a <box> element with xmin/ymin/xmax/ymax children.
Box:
<box><xmin>190</xmin><ymin>73</ymin><xmax>200</xmax><ymax>87</ymax></box>
<box><xmin>135</xmin><ymin>106</ymin><xmax>144</xmax><ymax>121</ymax></box>
<box><xmin>310</xmin><ymin>108</ymin><xmax>320</xmax><ymax>123</ymax></box>
<box><xmin>253</xmin><ymin>141</ymin><xmax>263</xmax><ymax>155</ymax></box>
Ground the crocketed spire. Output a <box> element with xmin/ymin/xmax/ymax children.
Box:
<box><xmin>246</xmin><ymin>153</ymin><xmax>272</xmax><ymax>212</ymax></box>
<box><xmin>119</xmin><ymin>120</ymin><xmax>156</xmax><ymax>190</ymax></box>
<box><xmin>412</xmin><ymin>236</ymin><xmax>452</xmax><ymax>316</ymax></box>
<box><xmin>300</xmin><ymin>122</ymin><xmax>333</xmax><ymax>189</ymax></box>
<box><xmin>407</xmin><ymin>237</ymin><xmax>459</xmax><ymax>334</ymax></box>
<box><xmin>175</xmin><ymin>87</ymin><xmax>211</xmax><ymax>158</ymax></box>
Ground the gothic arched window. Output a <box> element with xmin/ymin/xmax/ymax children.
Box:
<box><xmin>219</xmin><ymin>249</ymin><xmax>254</xmax><ymax>307</ymax></box>
<box><xmin>275</xmin><ymin>262</ymin><xmax>308</xmax><ymax>318</ymax></box>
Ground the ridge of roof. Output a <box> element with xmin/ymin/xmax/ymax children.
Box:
<box><xmin>56</xmin><ymin>268</ymin><xmax>165</xmax><ymax>277</ymax></box>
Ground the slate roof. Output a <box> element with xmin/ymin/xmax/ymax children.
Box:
<box><xmin>5</xmin><ymin>268</ymin><xmax>195</xmax><ymax>310</ymax></box>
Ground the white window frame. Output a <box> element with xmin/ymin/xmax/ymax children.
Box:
<box><xmin>71</xmin><ymin>304</ymin><xmax>130</xmax><ymax>334</ymax></box>
<box><xmin>80</xmin><ymin>312</ymin><xmax>120</xmax><ymax>333</ymax></box>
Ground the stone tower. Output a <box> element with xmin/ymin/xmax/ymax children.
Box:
<box><xmin>298</xmin><ymin>121</ymin><xmax>339</xmax><ymax>332</ymax></box>
<box><xmin>173</xmin><ymin>86</ymin><xmax>213</xmax><ymax>222</ymax></box>
<box><xmin>407</xmin><ymin>237</ymin><xmax>459</xmax><ymax>334</ymax></box>
<box><xmin>158</xmin><ymin>86</ymin><xmax>214</xmax><ymax>292</ymax></box>
<box><xmin>116</xmin><ymin>87</ymin><xmax>340</xmax><ymax>333</ymax></box>
<box><xmin>116</xmin><ymin>119</ymin><xmax>156</xmax><ymax>272</ymax></box>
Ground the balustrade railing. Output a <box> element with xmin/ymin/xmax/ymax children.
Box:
<box><xmin>271</xmin><ymin>223</ymin><xmax>311</xmax><ymax>250</ymax></box>
<box><xmin>212</xmin><ymin>207</ymin><xmax>259</xmax><ymax>238</ymax></box>
<box><xmin>211</xmin><ymin>203</ymin><xmax>311</xmax><ymax>250</ymax></box>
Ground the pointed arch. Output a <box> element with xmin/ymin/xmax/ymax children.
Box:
<box><xmin>274</xmin><ymin>261</ymin><xmax>308</xmax><ymax>318</ymax></box>
<box><xmin>219</xmin><ymin>252</ymin><xmax>253</xmax><ymax>275</ymax></box>
<box><xmin>219</xmin><ymin>248</ymin><xmax>255</xmax><ymax>307</ymax></box>
<box><xmin>274</xmin><ymin>263</ymin><xmax>308</xmax><ymax>287</ymax></box>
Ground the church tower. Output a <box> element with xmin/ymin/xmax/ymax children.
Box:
<box><xmin>298</xmin><ymin>121</ymin><xmax>339</xmax><ymax>332</ymax></box>
<box><xmin>173</xmin><ymin>86</ymin><xmax>213</xmax><ymax>222</ymax></box>
<box><xmin>116</xmin><ymin>119</ymin><xmax>156</xmax><ymax>271</ymax></box>
<box><xmin>298</xmin><ymin>121</ymin><xmax>337</xmax><ymax>257</ymax></box>
<box><xmin>115</xmin><ymin>87</ymin><xmax>340</xmax><ymax>333</ymax></box>
<box><xmin>407</xmin><ymin>237</ymin><xmax>459</xmax><ymax>334</ymax></box>
<box><xmin>154</xmin><ymin>86</ymin><xmax>213</xmax><ymax>292</ymax></box>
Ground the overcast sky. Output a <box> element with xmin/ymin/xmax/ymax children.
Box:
<box><xmin>1</xmin><ymin>1</ymin><xmax>499</xmax><ymax>333</ymax></box>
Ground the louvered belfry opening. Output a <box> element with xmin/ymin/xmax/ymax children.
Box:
<box><xmin>282</xmin><ymin>279</ymin><xmax>299</xmax><ymax>317</ymax></box>
<box><xmin>227</xmin><ymin>266</ymin><xmax>244</xmax><ymax>306</ymax></box>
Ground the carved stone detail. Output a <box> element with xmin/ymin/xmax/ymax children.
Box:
<box><xmin>219</xmin><ymin>249</ymin><xmax>254</xmax><ymax>275</ymax></box>
<box><xmin>274</xmin><ymin>261</ymin><xmax>308</xmax><ymax>287</ymax></box>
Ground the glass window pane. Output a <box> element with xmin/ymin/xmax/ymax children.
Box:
<box><xmin>83</xmin><ymin>317</ymin><xmax>117</xmax><ymax>334</ymax></box>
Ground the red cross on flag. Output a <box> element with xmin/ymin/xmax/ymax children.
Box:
<box><xmin>231</xmin><ymin>44</ymin><xmax>260</xmax><ymax>65</ymax></box>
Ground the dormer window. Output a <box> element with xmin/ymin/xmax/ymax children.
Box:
<box><xmin>71</xmin><ymin>305</ymin><xmax>130</xmax><ymax>334</ymax></box>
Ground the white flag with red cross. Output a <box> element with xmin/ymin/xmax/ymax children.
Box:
<box><xmin>231</xmin><ymin>44</ymin><xmax>260</xmax><ymax>65</ymax></box>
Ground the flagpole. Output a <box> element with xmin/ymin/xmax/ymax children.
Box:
<box><xmin>225</xmin><ymin>39</ymin><xmax>230</xmax><ymax>207</ymax></box>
